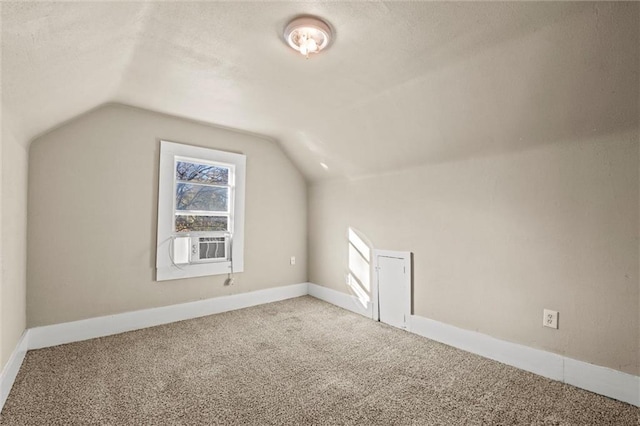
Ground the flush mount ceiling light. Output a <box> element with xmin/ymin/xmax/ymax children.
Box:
<box><xmin>284</xmin><ymin>16</ymin><xmax>332</xmax><ymax>58</ymax></box>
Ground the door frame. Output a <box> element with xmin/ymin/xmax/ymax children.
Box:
<box><xmin>372</xmin><ymin>250</ymin><xmax>412</xmax><ymax>328</ymax></box>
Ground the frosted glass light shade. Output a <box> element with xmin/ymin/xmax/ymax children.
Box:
<box><xmin>284</xmin><ymin>17</ymin><xmax>332</xmax><ymax>58</ymax></box>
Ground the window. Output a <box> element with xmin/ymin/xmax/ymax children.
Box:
<box><xmin>174</xmin><ymin>159</ymin><xmax>231</xmax><ymax>234</ymax></box>
<box><xmin>156</xmin><ymin>141</ymin><xmax>246</xmax><ymax>281</ymax></box>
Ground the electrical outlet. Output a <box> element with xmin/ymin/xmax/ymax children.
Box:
<box><xmin>290</xmin><ymin>256</ymin><xmax>296</xmax><ymax>265</ymax></box>
<box><xmin>543</xmin><ymin>309</ymin><xmax>558</xmax><ymax>329</ymax></box>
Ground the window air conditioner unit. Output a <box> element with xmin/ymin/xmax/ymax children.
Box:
<box><xmin>191</xmin><ymin>236</ymin><xmax>228</xmax><ymax>263</ymax></box>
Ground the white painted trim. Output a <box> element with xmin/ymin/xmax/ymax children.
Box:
<box><xmin>564</xmin><ymin>357</ymin><xmax>640</xmax><ymax>407</ymax></box>
<box><xmin>308</xmin><ymin>283</ymin><xmax>370</xmax><ymax>318</ymax></box>
<box><xmin>409</xmin><ymin>314</ymin><xmax>639</xmax><ymax>407</ymax></box>
<box><xmin>410</xmin><ymin>315</ymin><xmax>565</xmax><ymax>381</ymax></box>
<box><xmin>370</xmin><ymin>262</ymin><xmax>379</xmax><ymax>322</ymax></box>
<box><xmin>373</xmin><ymin>250</ymin><xmax>411</xmax><ymax>330</ymax></box>
<box><xmin>0</xmin><ymin>330</ymin><xmax>29</xmax><ymax>410</ymax></box>
<box><xmin>28</xmin><ymin>283</ymin><xmax>309</xmax><ymax>350</ymax></box>
<box><xmin>156</xmin><ymin>140</ymin><xmax>247</xmax><ymax>281</ymax></box>
<box><xmin>3</xmin><ymin>282</ymin><xmax>638</xmax><ymax>413</ymax></box>
<box><xmin>307</xmin><ymin>284</ymin><xmax>639</xmax><ymax>406</ymax></box>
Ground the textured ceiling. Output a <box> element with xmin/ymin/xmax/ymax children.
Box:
<box><xmin>2</xmin><ymin>2</ymin><xmax>638</xmax><ymax>181</ymax></box>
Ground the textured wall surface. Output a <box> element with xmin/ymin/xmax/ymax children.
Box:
<box><xmin>2</xmin><ymin>1</ymin><xmax>638</xmax><ymax>379</ymax></box>
<box><xmin>4</xmin><ymin>3</ymin><xmax>636</xmax><ymax>182</ymax></box>
<box><xmin>1</xmin><ymin>120</ymin><xmax>28</xmax><ymax>369</ymax></box>
<box><xmin>309</xmin><ymin>130</ymin><xmax>639</xmax><ymax>375</ymax></box>
<box><xmin>305</xmin><ymin>0</ymin><xmax>639</xmax><ymax>377</ymax></box>
<box><xmin>27</xmin><ymin>105</ymin><xmax>307</xmax><ymax>326</ymax></box>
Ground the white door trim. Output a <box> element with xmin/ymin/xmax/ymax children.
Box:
<box><xmin>373</xmin><ymin>250</ymin><xmax>412</xmax><ymax>329</ymax></box>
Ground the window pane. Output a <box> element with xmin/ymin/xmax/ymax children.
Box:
<box><xmin>175</xmin><ymin>215</ymin><xmax>228</xmax><ymax>233</ymax></box>
<box><xmin>176</xmin><ymin>183</ymin><xmax>228</xmax><ymax>212</ymax></box>
<box><xmin>176</xmin><ymin>161</ymin><xmax>229</xmax><ymax>185</ymax></box>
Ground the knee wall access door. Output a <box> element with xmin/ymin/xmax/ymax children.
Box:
<box><xmin>374</xmin><ymin>250</ymin><xmax>411</xmax><ymax>330</ymax></box>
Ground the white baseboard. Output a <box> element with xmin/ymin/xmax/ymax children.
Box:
<box><xmin>1</xmin><ymin>282</ymin><xmax>309</xmax><ymax>413</ymax></box>
<box><xmin>308</xmin><ymin>283</ymin><xmax>371</xmax><ymax>318</ymax></box>
<box><xmin>28</xmin><ymin>283</ymin><xmax>309</xmax><ymax>350</ymax></box>
<box><xmin>409</xmin><ymin>314</ymin><xmax>639</xmax><ymax>407</ymax></box>
<box><xmin>3</xmin><ymin>282</ymin><xmax>638</xmax><ymax>414</ymax></box>
<box><xmin>0</xmin><ymin>330</ymin><xmax>29</xmax><ymax>410</ymax></box>
<box><xmin>564</xmin><ymin>357</ymin><xmax>639</xmax><ymax>407</ymax></box>
<box><xmin>305</xmin><ymin>283</ymin><xmax>639</xmax><ymax>407</ymax></box>
<box><xmin>409</xmin><ymin>315</ymin><xmax>565</xmax><ymax>381</ymax></box>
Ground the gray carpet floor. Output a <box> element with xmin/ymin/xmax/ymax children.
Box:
<box><xmin>1</xmin><ymin>296</ymin><xmax>638</xmax><ymax>425</ymax></box>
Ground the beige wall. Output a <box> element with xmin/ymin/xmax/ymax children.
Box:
<box><xmin>1</xmin><ymin>112</ymin><xmax>3</xmax><ymax>368</ymax></box>
<box><xmin>27</xmin><ymin>104</ymin><xmax>307</xmax><ymax>327</ymax></box>
<box><xmin>309</xmin><ymin>130</ymin><xmax>639</xmax><ymax>376</ymax></box>
<box><xmin>1</xmin><ymin>121</ymin><xmax>28</xmax><ymax>369</ymax></box>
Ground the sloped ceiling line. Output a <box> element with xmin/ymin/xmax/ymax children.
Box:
<box><xmin>2</xmin><ymin>2</ymin><xmax>637</xmax><ymax>181</ymax></box>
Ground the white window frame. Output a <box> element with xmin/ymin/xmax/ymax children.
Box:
<box><xmin>156</xmin><ymin>140</ymin><xmax>246</xmax><ymax>281</ymax></box>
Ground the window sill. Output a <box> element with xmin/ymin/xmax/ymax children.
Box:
<box><xmin>156</xmin><ymin>260</ymin><xmax>242</xmax><ymax>282</ymax></box>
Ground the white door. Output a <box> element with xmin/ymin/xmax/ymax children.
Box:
<box><xmin>377</xmin><ymin>253</ymin><xmax>410</xmax><ymax>330</ymax></box>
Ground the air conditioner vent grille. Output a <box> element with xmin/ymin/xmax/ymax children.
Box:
<box><xmin>198</xmin><ymin>236</ymin><xmax>226</xmax><ymax>260</ymax></box>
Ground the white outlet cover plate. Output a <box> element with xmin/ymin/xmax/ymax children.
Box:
<box><xmin>543</xmin><ymin>309</ymin><xmax>559</xmax><ymax>329</ymax></box>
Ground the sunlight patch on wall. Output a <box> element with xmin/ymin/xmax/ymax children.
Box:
<box><xmin>347</xmin><ymin>228</ymin><xmax>371</xmax><ymax>308</ymax></box>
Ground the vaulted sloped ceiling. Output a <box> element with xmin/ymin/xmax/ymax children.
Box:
<box><xmin>2</xmin><ymin>2</ymin><xmax>637</xmax><ymax>181</ymax></box>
